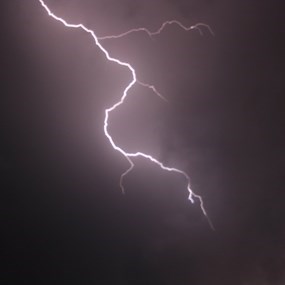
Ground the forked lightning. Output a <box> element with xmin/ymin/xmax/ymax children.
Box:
<box><xmin>38</xmin><ymin>0</ymin><xmax>214</xmax><ymax>229</ymax></box>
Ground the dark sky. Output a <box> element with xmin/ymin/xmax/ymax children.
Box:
<box><xmin>1</xmin><ymin>0</ymin><xmax>284</xmax><ymax>284</ymax></box>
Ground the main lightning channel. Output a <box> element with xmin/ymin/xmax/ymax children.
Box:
<box><xmin>38</xmin><ymin>0</ymin><xmax>213</xmax><ymax>229</ymax></box>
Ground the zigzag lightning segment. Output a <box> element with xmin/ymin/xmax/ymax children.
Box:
<box><xmin>38</xmin><ymin>0</ymin><xmax>214</xmax><ymax>229</ymax></box>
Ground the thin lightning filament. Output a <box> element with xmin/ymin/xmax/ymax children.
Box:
<box><xmin>38</xmin><ymin>0</ymin><xmax>214</xmax><ymax>229</ymax></box>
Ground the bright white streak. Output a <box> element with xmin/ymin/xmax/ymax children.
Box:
<box><xmin>38</xmin><ymin>0</ymin><xmax>214</xmax><ymax>229</ymax></box>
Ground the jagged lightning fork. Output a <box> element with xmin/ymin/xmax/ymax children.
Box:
<box><xmin>38</xmin><ymin>0</ymin><xmax>214</xmax><ymax>230</ymax></box>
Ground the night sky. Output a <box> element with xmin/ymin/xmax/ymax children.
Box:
<box><xmin>1</xmin><ymin>0</ymin><xmax>285</xmax><ymax>284</ymax></box>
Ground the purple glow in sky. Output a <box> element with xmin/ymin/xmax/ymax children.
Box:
<box><xmin>2</xmin><ymin>0</ymin><xmax>284</xmax><ymax>284</ymax></box>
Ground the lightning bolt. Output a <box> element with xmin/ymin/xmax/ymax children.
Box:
<box><xmin>38</xmin><ymin>0</ymin><xmax>214</xmax><ymax>229</ymax></box>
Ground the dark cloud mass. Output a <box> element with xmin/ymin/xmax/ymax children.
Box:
<box><xmin>1</xmin><ymin>0</ymin><xmax>284</xmax><ymax>284</ymax></box>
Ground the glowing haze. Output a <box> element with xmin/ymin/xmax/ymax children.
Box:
<box><xmin>38</xmin><ymin>0</ymin><xmax>213</xmax><ymax>229</ymax></box>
